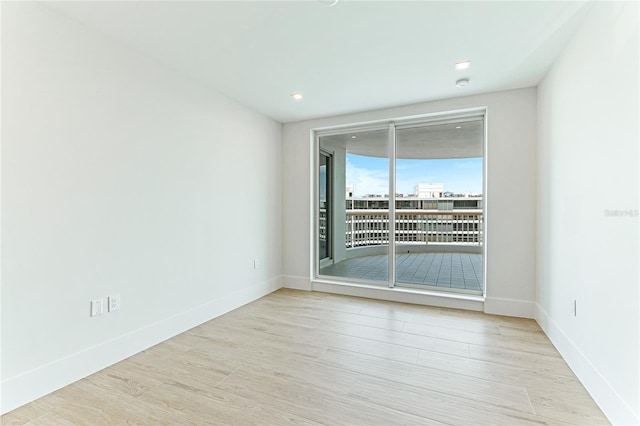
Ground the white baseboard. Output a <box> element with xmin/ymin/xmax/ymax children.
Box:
<box><xmin>0</xmin><ymin>276</ymin><xmax>283</xmax><ymax>415</ymax></box>
<box><xmin>484</xmin><ymin>296</ymin><xmax>535</xmax><ymax>318</ymax></box>
<box><xmin>289</xmin><ymin>278</ymin><xmax>535</xmax><ymax>318</ymax></box>
<box><xmin>312</xmin><ymin>280</ymin><xmax>485</xmax><ymax>311</ymax></box>
<box><xmin>282</xmin><ymin>275</ymin><xmax>312</xmax><ymax>291</ymax></box>
<box><xmin>535</xmin><ymin>303</ymin><xmax>638</xmax><ymax>426</ymax></box>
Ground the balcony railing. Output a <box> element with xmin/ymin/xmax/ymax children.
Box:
<box><xmin>319</xmin><ymin>208</ymin><xmax>328</xmax><ymax>245</ymax></box>
<box><xmin>346</xmin><ymin>210</ymin><xmax>483</xmax><ymax>248</ymax></box>
<box><xmin>320</xmin><ymin>209</ymin><xmax>483</xmax><ymax>249</ymax></box>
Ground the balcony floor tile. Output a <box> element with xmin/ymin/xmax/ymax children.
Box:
<box><xmin>320</xmin><ymin>252</ymin><xmax>483</xmax><ymax>292</ymax></box>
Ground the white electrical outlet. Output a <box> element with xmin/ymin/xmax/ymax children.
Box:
<box><xmin>90</xmin><ymin>299</ymin><xmax>104</xmax><ymax>317</ymax></box>
<box><xmin>254</xmin><ymin>259</ymin><xmax>259</xmax><ymax>269</ymax></box>
<box><xmin>108</xmin><ymin>294</ymin><xmax>121</xmax><ymax>312</ymax></box>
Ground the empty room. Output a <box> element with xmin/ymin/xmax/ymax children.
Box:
<box><xmin>1</xmin><ymin>1</ymin><xmax>638</xmax><ymax>425</ymax></box>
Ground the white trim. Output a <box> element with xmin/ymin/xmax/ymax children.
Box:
<box><xmin>283</xmin><ymin>275</ymin><xmax>312</xmax><ymax>291</ymax></box>
<box><xmin>387</xmin><ymin>123</ymin><xmax>396</xmax><ymax>288</ymax></box>
<box><xmin>535</xmin><ymin>304</ymin><xmax>639</xmax><ymax>426</ymax></box>
<box><xmin>482</xmin><ymin>109</ymin><xmax>488</xmax><ymax>297</ymax></box>
<box><xmin>0</xmin><ymin>276</ymin><xmax>283</xmax><ymax>415</ymax></box>
<box><xmin>312</xmin><ymin>106</ymin><xmax>489</xmax><ymax>135</ymax></box>
<box><xmin>312</xmin><ymin>279</ymin><xmax>484</xmax><ymax>311</ymax></box>
<box><xmin>311</xmin><ymin>132</ymin><xmax>320</xmax><ymax>279</ymax></box>
<box><xmin>484</xmin><ymin>296</ymin><xmax>534</xmax><ymax>318</ymax></box>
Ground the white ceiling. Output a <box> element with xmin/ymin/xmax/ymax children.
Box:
<box><xmin>46</xmin><ymin>1</ymin><xmax>589</xmax><ymax>123</ymax></box>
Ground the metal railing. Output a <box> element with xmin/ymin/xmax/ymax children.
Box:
<box><xmin>345</xmin><ymin>210</ymin><xmax>483</xmax><ymax>248</ymax></box>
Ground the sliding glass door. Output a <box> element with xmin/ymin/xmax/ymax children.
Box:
<box><xmin>316</xmin><ymin>110</ymin><xmax>485</xmax><ymax>295</ymax></box>
<box><xmin>318</xmin><ymin>128</ymin><xmax>390</xmax><ymax>284</ymax></box>
<box><xmin>394</xmin><ymin>120</ymin><xmax>484</xmax><ymax>293</ymax></box>
<box><xmin>319</xmin><ymin>151</ymin><xmax>332</xmax><ymax>263</ymax></box>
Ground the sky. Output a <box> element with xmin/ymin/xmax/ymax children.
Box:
<box><xmin>346</xmin><ymin>153</ymin><xmax>483</xmax><ymax>197</ymax></box>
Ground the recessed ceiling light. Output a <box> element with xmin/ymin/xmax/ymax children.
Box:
<box><xmin>455</xmin><ymin>61</ymin><xmax>471</xmax><ymax>71</ymax></box>
<box><xmin>351</xmin><ymin>135</ymin><xmax>357</xmax><ymax>139</ymax></box>
<box><xmin>456</xmin><ymin>79</ymin><xmax>469</xmax><ymax>88</ymax></box>
<box><xmin>455</xmin><ymin>126</ymin><xmax>462</xmax><ymax>129</ymax></box>
<box><xmin>291</xmin><ymin>93</ymin><xmax>303</xmax><ymax>101</ymax></box>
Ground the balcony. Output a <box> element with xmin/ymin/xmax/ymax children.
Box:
<box><xmin>319</xmin><ymin>210</ymin><xmax>483</xmax><ymax>293</ymax></box>
<box><xmin>318</xmin><ymin>117</ymin><xmax>485</xmax><ymax>294</ymax></box>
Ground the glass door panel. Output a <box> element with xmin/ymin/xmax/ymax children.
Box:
<box><xmin>394</xmin><ymin>120</ymin><xmax>484</xmax><ymax>294</ymax></box>
<box><xmin>319</xmin><ymin>152</ymin><xmax>331</xmax><ymax>262</ymax></box>
<box><xmin>318</xmin><ymin>128</ymin><xmax>390</xmax><ymax>284</ymax></box>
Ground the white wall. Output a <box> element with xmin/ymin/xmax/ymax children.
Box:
<box><xmin>1</xmin><ymin>3</ymin><xmax>282</xmax><ymax>413</ymax></box>
<box><xmin>536</xmin><ymin>2</ymin><xmax>639</xmax><ymax>424</ymax></box>
<box><xmin>282</xmin><ymin>88</ymin><xmax>537</xmax><ymax>317</ymax></box>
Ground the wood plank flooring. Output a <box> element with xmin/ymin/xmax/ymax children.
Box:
<box><xmin>2</xmin><ymin>289</ymin><xmax>609</xmax><ymax>425</ymax></box>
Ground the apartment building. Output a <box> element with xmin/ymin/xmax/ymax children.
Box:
<box><xmin>341</xmin><ymin>196</ymin><xmax>483</xmax><ymax>247</ymax></box>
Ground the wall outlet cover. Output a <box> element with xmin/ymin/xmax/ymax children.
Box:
<box><xmin>90</xmin><ymin>299</ymin><xmax>104</xmax><ymax>317</ymax></box>
<box><xmin>108</xmin><ymin>294</ymin><xmax>121</xmax><ymax>312</ymax></box>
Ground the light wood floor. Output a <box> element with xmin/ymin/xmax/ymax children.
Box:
<box><xmin>2</xmin><ymin>289</ymin><xmax>609</xmax><ymax>425</ymax></box>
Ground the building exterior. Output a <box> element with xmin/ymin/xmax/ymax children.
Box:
<box><xmin>345</xmin><ymin>184</ymin><xmax>354</xmax><ymax>198</ymax></box>
<box><xmin>343</xmin><ymin>195</ymin><xmax>483</xmax><ymax>248</ymax></box>
<box><xmin>413</xmin><ymin>183</ymin><xmax>444</xmax><ymax>198</ymax></box>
